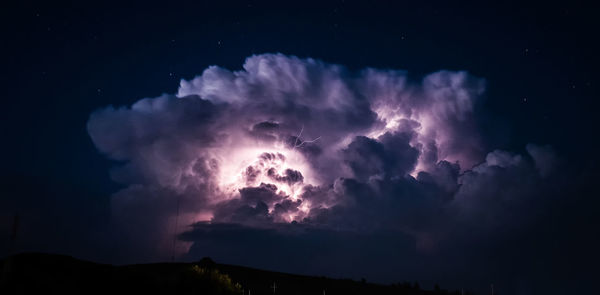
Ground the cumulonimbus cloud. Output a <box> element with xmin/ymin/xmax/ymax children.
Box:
<box><xmin>87</xmin><ymin>53</ymin><xmax>557</xmax><ymax>265</ymax></box>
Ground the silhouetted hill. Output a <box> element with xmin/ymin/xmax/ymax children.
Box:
<box><xmin>0</xmin><ymin>253</ymin><xmax>463</xmax><ymax>295</ymax></box>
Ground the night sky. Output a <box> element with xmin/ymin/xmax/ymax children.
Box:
<box><xmin>2</xmin><ymin>1</ymin><xmax>599</xmax><ymax>294</ymax></box>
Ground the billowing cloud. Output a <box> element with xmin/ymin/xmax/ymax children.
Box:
<box><xmin>87</xmin><ymin>53</ymin><xmax>564</xmax><ymax>290</ymax></box>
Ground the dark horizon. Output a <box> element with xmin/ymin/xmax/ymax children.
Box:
<box><xmin>2</xmin><ymin>1</ymin><xmax>599</xmax><ymax>294</ymax></box>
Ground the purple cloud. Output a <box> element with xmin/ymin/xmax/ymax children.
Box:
<box><xmin>87</xmin><ymin>53</ymin><xmax>558</xmax><ymax>271</ymax></box>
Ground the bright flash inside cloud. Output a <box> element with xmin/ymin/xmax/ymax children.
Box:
<box><xmin>217</xmin><ymin>146</ymin><xmax>317</xmax><ymax>202</ymax></box>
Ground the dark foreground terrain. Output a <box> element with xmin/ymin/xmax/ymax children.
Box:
<box><xmin>0</xmin><ymin>253</ymin><xmax>462</xmax><ymax>294</ymax></box>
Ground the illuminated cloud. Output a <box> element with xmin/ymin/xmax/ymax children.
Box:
<box><xmin>87</xmin><ymin>53</ymin><xmax>556</xmax><ymax>262</ymax></box>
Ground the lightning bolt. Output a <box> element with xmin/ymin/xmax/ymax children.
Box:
<box><xmin>292</xmin><ymin>125</ymin><xmax>321</xmax><ymax>150</ymax></box>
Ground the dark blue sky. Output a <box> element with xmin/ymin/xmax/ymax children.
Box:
<box><xmin>2</xmin><ymin>1</ymin><xmax>599</xmax><ymax>294</ymax></box>
<box><xmin>4</xmin><ymin>1</ymin><xmax>597</xmax><ymax>187</ymax></box>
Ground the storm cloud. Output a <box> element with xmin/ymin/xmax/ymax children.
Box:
<box><xmin>87</xmin><ymin>53</ymin><xmax>567</xmax><ymax>290</ymax></box>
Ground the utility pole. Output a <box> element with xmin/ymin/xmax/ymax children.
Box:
<box><xmin>171</xmin><ymin>196</ymin><xmax>180</xmax><ymax>262</ymax></box>
<box><xmin>9</xmin><ymin>214</ymin><xmax>19</xmax><ymax>253</ymax></box>
<box><xmin>491</xmin><ymin>283</ymin><xmax>494</xmax><ymax>295</ymax></box>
